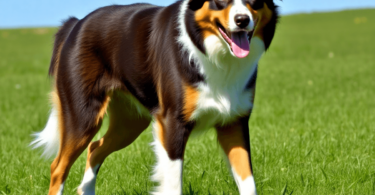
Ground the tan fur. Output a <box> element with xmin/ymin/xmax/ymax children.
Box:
<box><xmin>85</xmin><ymin>139</ymin><xmax>104</xmax><ymax>171</ymax></box>
<box><xmin>252</xmin><ymin>3</ymin><xmax>274</xmax><ymax>39</ymax></box>
<box><xmin>195</xmin><ymin>2</ymin><xmax>232</xmax><ymax>39</ymax></box>
<box><xmin>217</xmin><ymin>122</ymin><xmax>252</xmax><ymax>180</ymax></box>
<box><xmin>155</xmin><ymin>115</ymin><xmax>166</xmax><ymax>147</ymax></box>
<box><xmin>182</xmin><ymin>84</ymin><xmax>200</xmax><ymax>121</ymax></box>
<box><xmin>50</xmin><ymin>90</ymin><xmax>64</xmax><ymax>152</ymax></box>
<box><xmin>95</xmin><ymin>95</ymin><xmax>111</xmax><ymax>125</ymax></box>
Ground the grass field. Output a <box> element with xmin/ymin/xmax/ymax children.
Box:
<box><xmin>0</xmin><ymin>9</ymin><xmax>374</xmax><ymax>195</ymax></box>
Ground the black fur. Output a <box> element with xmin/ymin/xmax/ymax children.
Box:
<box><xmin>263</xmin><ymin>0</ymin><xmax>279</xmax><ymax>49</ymax></box>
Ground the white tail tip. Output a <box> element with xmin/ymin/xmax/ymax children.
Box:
<box><xmin>30</xmin><ymin>108</ymin><xmax>60</xmax><ymax>159</ymax></box>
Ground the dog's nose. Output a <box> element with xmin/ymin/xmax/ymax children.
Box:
<box><xmin>234</xmin><ymin>14</ymin><xmax>250</xmax><ymax>29</ymax></box>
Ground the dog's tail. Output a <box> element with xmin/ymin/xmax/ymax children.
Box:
<box><xmin>49</xmin><ymin>17</ymin><xmax>79</xmax><ymax>76</ymax></box>
<box><xmin>30</xmin><ymin>91</ymin><xmax>62</xmax><ymax>158</ymax></box>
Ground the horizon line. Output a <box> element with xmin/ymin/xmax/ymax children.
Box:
<box><xmin>0</xmin><ymin>7</ymin><xmax>373</xmax><ymax>29</ymax></box>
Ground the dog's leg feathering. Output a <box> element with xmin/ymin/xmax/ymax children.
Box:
<box><xmin>151</xmin><ymin>134</ymin><xmax>183</xmax><ymax>195</ymax></box>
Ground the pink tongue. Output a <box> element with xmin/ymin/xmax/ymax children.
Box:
<box><xmin>231</xmin><ymin>32</ymin><xmax>250</xmax><ymax>58</ymax></box>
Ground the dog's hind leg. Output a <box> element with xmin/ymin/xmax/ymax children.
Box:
<box><xmin>78</xmin><ymin>91</ymin><xmax>151</xmax><ymax>195</ymax></box>
<box><xmin>47</xmin><ymin>92</ymin><xmax>110</xmax><ymax>195</ymax></box>
<box><xmin>49</xmin><ymin>130</ymin><xmax>99</xmax><ymax>195</ymax></box>
<box><xmin>216</xmin><ymin>117</ymin><xmax>257</xmax><ymax>195</ymax></box>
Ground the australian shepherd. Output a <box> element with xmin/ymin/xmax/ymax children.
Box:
<box><xmin>31</xmin><ymin>0</ymin><xmax>278</xmax><ymax>194</ymax></box>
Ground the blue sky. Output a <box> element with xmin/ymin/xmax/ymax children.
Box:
<box><xmin>0</xmin><ymin>0</ymin><xmax>374</xmax><ymax>28</ymax></box>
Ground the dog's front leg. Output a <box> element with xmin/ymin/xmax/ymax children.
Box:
<box><xmin>216</xmin><ymin>116</ymin><xmax>257</xmax><ymax>195</ymax></box>
<box><xmin>151</xmin><ymin>113</ymin><xmax>194</xmax><ymax>195</ymax></box>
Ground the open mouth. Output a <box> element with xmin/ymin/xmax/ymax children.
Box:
<box><xmin>217</xmin><ymin>22</ymin><xmax>254</xmax><ymax>58</ymax></box>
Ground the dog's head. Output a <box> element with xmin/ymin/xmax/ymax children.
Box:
<box><xmin>184</xmin><ymin>0</ymin><xmax>278</xmax><ymax>59</ymax></box>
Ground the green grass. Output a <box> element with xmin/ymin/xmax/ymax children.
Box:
<box><xmin>0</xmin><ymin>9</ymin><xmax>374</xmax><ymax>194</ymax></box>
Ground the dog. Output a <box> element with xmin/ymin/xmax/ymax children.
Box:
<box><xmin>31</xmin><ymin>0</ymin><xmax>278</xmax><ymax>194</ymax></box>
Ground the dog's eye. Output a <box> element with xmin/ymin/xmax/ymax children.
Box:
<box><xmin>248</xmin><ymin>0</ymin><xmax>264</xmax><ymax>10</ymax></box>
<box><xmin>188</xmin><ymin>0</ymin><xmax>207</xmax><ymax>11</ymax></box>
<box><xmin>209</xmin><ymin>0</ymin><xmax>229</xmax><ymax>10</ymax></box>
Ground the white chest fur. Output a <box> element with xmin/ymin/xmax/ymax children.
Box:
<box><xmin>190</xmin><ymin>36</ymin><xmax>265</xmax><ymax>128</ymax></box>
<box><xmin>177</xmin><ymin>0</ymin><xmax>266</xmax><ymax>128</ymax></box>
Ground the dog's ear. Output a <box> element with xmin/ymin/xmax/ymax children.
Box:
<box><xmin>188</xmin><ymin>0</ymin><xmax>207</xmax><ymax>11</ymax></box>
